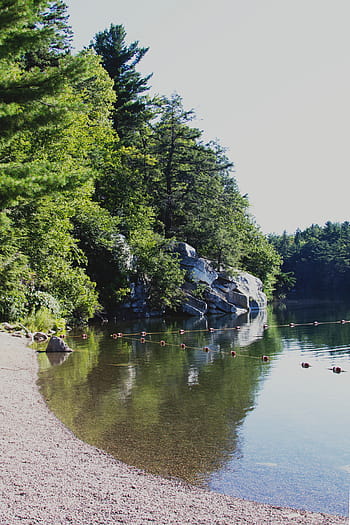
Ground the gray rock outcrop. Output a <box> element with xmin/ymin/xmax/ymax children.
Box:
<box><xmin>174</xmin><ymin>242</ymin><xmax>267</xmax><ymax>317</ymax></box>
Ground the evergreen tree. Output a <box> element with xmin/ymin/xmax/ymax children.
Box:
<box><xmin>91</xmin><ymin>24</ymin><xmax>152</xmax><ymax>140</ymax></box>
<box><xmin>0</xmin><ymin>0</ymin><xmax>113</xmax><ymax>209</ymax></box>
<box><xmin>24</xmin><ymin>0</ymin><xmax>73</xmax><ymax>70</ymax></box>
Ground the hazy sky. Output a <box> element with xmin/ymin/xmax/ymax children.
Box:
<box><xmin>66</xmin><ymin>0</ymin><xmax>349</xmax><ymax>234</ymax></box>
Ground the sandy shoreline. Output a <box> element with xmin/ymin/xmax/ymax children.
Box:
<box><xmin>0</xmin><ymin>332</ymin><xmax>347</xmax><ymax>524</ymax></box>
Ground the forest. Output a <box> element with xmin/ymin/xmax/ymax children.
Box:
<box><xmin>0</xmin><ymin>0</ymin><xmax>282</xmax><ymax>328</ymax></box>
<box><xmin>269</xmin><ymin>222</ymin><xmax>350</xmax><ymax>299</ymax></box>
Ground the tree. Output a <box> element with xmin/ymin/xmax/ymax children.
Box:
<box><xmin>0</xmin><ymin>0</ymin><xmax>104</xmax><ymax>209</ymax></box>
<box><xmin>91</xmin><ymin>23</ymin><xmax>152</xmax><ymax>140</ymax></box>
<box><xmin>23</xmin><ymin>0</ymin><xmax>73</xmax><ymax>70</ymax></box>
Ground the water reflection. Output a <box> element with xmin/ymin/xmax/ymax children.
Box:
<box><xmin>38</xmin><ymin>304</ymin><xmax>350</xmax><ymax>515</ymax></box>
<box><xmin>38</xmin><ymin>312</ymin><xmax>277</xmax><ymax>484</ymax></box>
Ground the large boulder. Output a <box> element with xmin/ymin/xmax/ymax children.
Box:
<box><xmin>174</xmin><ymin>242</ymin><xmax>267</xmax><ymax>316</ymax></box>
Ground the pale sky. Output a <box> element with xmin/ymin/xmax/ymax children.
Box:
<box><xmin>66</xmin><ymin>0</ymin><xmax>349</xmax><ymax>234</ymax></box>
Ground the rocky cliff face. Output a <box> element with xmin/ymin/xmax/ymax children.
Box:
<box><xmin>117</xmin><ymin>242</ymin><xmax>267</xmax><ymax>318</ymax></box>
<box><xmin>174</xmin><ymin>242</ymin><xmax>267</xmax><ymax>317</ymax></box>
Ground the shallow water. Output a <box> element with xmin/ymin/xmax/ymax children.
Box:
<box><xmin>38</xmin><ymin>303</ymin><xmax>350</xmax><ymax>516</ymax></box>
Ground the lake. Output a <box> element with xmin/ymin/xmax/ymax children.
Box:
<box><xmin>37</xmin><ymin>302</ymin><xmax>350</xmax><ymax>517</ymax></box>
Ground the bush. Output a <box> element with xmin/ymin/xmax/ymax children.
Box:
<box><xmin>21</xmin><ymin>307</ymin><xmax>66</xmax><ymax>333</ymax></box>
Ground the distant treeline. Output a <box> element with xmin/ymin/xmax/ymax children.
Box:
<box><xmin>269</xmin><ymin>221</ymin><xmax>350</xmax><ymax>298</ymax></box>
<box><xmin>0</xmin><ymin>1</ymin><xmax>281</xmax><ymax>325</ymax></box>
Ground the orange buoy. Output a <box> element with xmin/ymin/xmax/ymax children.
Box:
<box><xmin>332</xmin><ymin>366</ymin><xmax>342</xmax><ymax>374</ymax></box>
<box><xmin>313</xmin><ymin>321</ymin><xmax>319</xmax><ymax>326</ymax></box>
<box><xmin>231</xmin><ymin>350</ymin><xmax>237</xmax><ymax>357</ymax></box>
<box><xmin>289</xmin><ymin>322</ymin><xmax>295</xmax><ymax>327</ymax></box>
<box><xmin>203</xmin><ymin>346</ymin><xmax>210</xmax><ymax>352</ymax></box>
<box><xmin>140</xmin><ymin>337</ymin><xmax>146</xmax><ymax>343</ymax></box>
<box><xmin>140</xmin><ymin>331</ymin><xmax>147</xmax><ymax>337</ymax></box>
<box><xmin>209</xmin><ymin>327</ymin><xmax>215</xmax><ymax>333</ymax></box>
<box><xmin>112</xmin><ymin>333</ymin><xmax>118</xmax><ymax>339</ymax></box>
<box><xmin>59</xmin><ymin>334</ymin><xmax>65</xmax><ymax>338</ymax></box>
<box><xmin>82</xmin><ymin>334</ymin><xmax>88</xmax><ymax>339</ymax></box>
<box><xmin>261</xmin><ymin>355</ymin><xmax>269</xmax><ymax>362</ymax></box>
<box><xmin>160</xmin><ymin>340</ymin><xmax>166</xmax><ymax>346</ymax></box>
<box><xmin>263</xmin><ymin>324</ymin><xmax>269</xmax><ymax>330</ymax></box>
<box><xmin>180</xmin><ymin>343</ymin><xmax>186</xmax><ymax>349</ymax></box>
<box><xmin>340</xmin><ymin>319</ymin><xmax>347</xmax><ymax>324</ymax></box>
<box><xmin>301</xmin><ymin>362</ymin><xmax>311</xmax><ymax>368</ymax></box>
<box><xmin>236</xmin><ymin>326</ymin><xmax>241</xmax><ymax>330</ymax></box>
<box><xmin>179</xmin><ymin>329</ymin><xmax>185</xmax><ymax>335</ymax></box>
<box><xmin>117</xmin><ymin>333</ymin><xmax>123</xmax><ymax>338</ymax></box>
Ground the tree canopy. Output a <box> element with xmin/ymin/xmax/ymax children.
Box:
<box><xmin>0</xmin><ymin>6</ymin><xmax>281</xmax><ymax>325</ymax></box>
<box><xmin>269</xmin><ymin>221</ymin><xmax>350</xmax><ymax>298</ymax></box>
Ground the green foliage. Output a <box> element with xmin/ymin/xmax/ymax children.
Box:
<box><xmin>91</xmin><ymin>23</ymin><xmax>152</xmax><ymax>140</ymax></box>
<box><xmin>21</xmin><ymin>307</ymin><xmax>65</xmax><ymax>333</ymax></box>
<box><xmin>270</xmin><ymin>221</ymin><xmax>350</xmax><ymax>298</ymax></box>
<box><xmin>0</xmin><ymin>212</ymin><xmax>32</xmax><ymax>320</ymax></box>
<box><xmin>129</xmin><ymin>227</ymin><xmax>185</xmax><ymax>311</ymax></box>
<box><xmin>0</xmin><ymin>9</ymin><xmax>281</xmax><ymax>324</ymax></box>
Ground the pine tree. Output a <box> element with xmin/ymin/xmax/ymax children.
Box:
<box><xmin>0</xmin><ymin>0</ymin><xmax>99</xmax><ymax>208</ymax></box>
<box><xmin>91</xmin><ymin>24</ymin><xmax>152</xmax><ymax>140</ymax></box>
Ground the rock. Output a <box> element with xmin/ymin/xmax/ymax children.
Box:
<box><xmin>181</xmin><ymin>256</ymin><xmax>218</xmax><ymax>286</ymax></box>
<box><xmin>33</xmin><ymin>332</ymin><xmax>49</xmax><ymax>342</ymax></box>
<box><xmin>171</xmin><ymin>242</ymin><xmax>197</xmax><ymax>259</ymax></box>
<box><xmin>221</xmin><ymin>271</ymin><xmax>266</xmax><ymax>310</ymax></box>
<box><xmin>174</xmin><ymin>242</ymin><xmax>267</xmax><ymax>317</ymax></box>
<box><xmin>11</xmin><ymin>332</ymin><xmax>23</xmax><ymax>338</ymax></box>
<box><xmin>182</xmin><ymin>293</ymin><xmax>207</xmax><ymax>316</ymax></box>
<box><xmin>46</xmin><ymin>336</ymin><xmax>72</xmax><ymax>353</ymax></box>
<box><xmin>2</xmin><ymin>322</ymin><xmax>15</xmax><ymax>331</ymax></box>
<box><xmin>204</xmin><ymin>290</ymin><xmax>247</xmax><ymax>315</ymax></box>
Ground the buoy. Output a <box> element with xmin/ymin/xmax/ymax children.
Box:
<box><xmin>112</xmin><ymin>333</ymin><xmax>118</xmax><ymax>339</ymax></box>
<box><xmin>261</xmin><ymin>355</ymin><xmax>269</xmax><ymax>362</ymax></box>
<box><xmin>235</xmin><ymin>326</ymin><xmax>241</xmax><ymax>330</ymax></box>
<box><xmin>340</xmin><ymin>319</ymin><xmax>347</xmax><ymax>324</ymax></box>
<box><xmin>209</xmin><ymin>327</ymin><xmax>215</xmax><ymax>333</ymax></box>
<box><xmin>289</xmin><ymin>323</ymin><xmax>295</xmax><ymax>328</ymax></box>
<box><xmin>231</xmin><ymin>350</ymin><xmax>237</xmax><ymax>357</ymax></box>
<box><xmin>301</xmin><ymin>362</ymin><xmax>311</xmax><ymax>368</ymax></box>
<box><xmin>59</xmin><ymin>334</ymin><xmax>65</xmax><ymax>338</ymax></box>
<box><xmin>179</xmin><ymin>329</ymin><xmax>185</xmax><ymax>335</ymax></box>
<box><xmin>117</xmin><ymin>333</ymin><xmax>123</xmax><ymax>338</ymax></box>
<box><xmin>313</xmin><ymin>321</ymin><xmax>319</xmax><ymax>326</ymax></box>
<box><xmin>82</xmin><ymin>334</ymin><xmax>88</xmax><ymax>339</ymax></box>
<box><xmin>160</xmin><ymin>340</ymin><xmax>166</xmax><ymax>346</ymax></box>
<box><xmin>203</xmin><ymin>346</ymin><xmax>210</xmax><ymax>352</ymax></box>
<box><xmin>263</xmin><ymin>324</ymin><xmax>269</xmax><ymax>330</ymax></box>
<box><xmin>332</xmin><ymin>366</ymin><xmax>342</xmax><ymax>374</ymax></box>
<box><xmin>140</xmin><ymin>337</ymin><xmax>145</xmax><ymax>343</ymax></box>
<box><xmin>140</xmin><ymin>331</ymin><xmax>147</xmax><ymax>337</ymax></box>
<box><xmin>180</xmin><ymin>343</ymin><xmax>186</xmax><ymax>349</ymax></box>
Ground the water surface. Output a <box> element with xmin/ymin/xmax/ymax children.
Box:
<box><xmin>38</xmin><ymin>304</ymin><xmax>350</xmax><ymax>516</ymax></box>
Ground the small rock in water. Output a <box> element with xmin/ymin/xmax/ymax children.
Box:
<box><xmin>46</xmin><ymin>336</ymin><xmax>73</xmax><ymax>353</ymax></box>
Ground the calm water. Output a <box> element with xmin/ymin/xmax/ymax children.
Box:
<box><xmin>38</xmin><ymin>303</ymin><xmax>350</xmax><ymax>516</ymax></box>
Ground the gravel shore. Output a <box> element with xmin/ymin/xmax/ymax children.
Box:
<box><xmin>0</xmin><ymin>332</ymin><xmax>347</xmax><ymax>524</ymax></box>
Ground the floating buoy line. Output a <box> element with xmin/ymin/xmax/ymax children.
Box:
<box><xmin>60</xmin><ymin>319</ymin><xmax>349</xmax><ymax>374</ymax></box>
